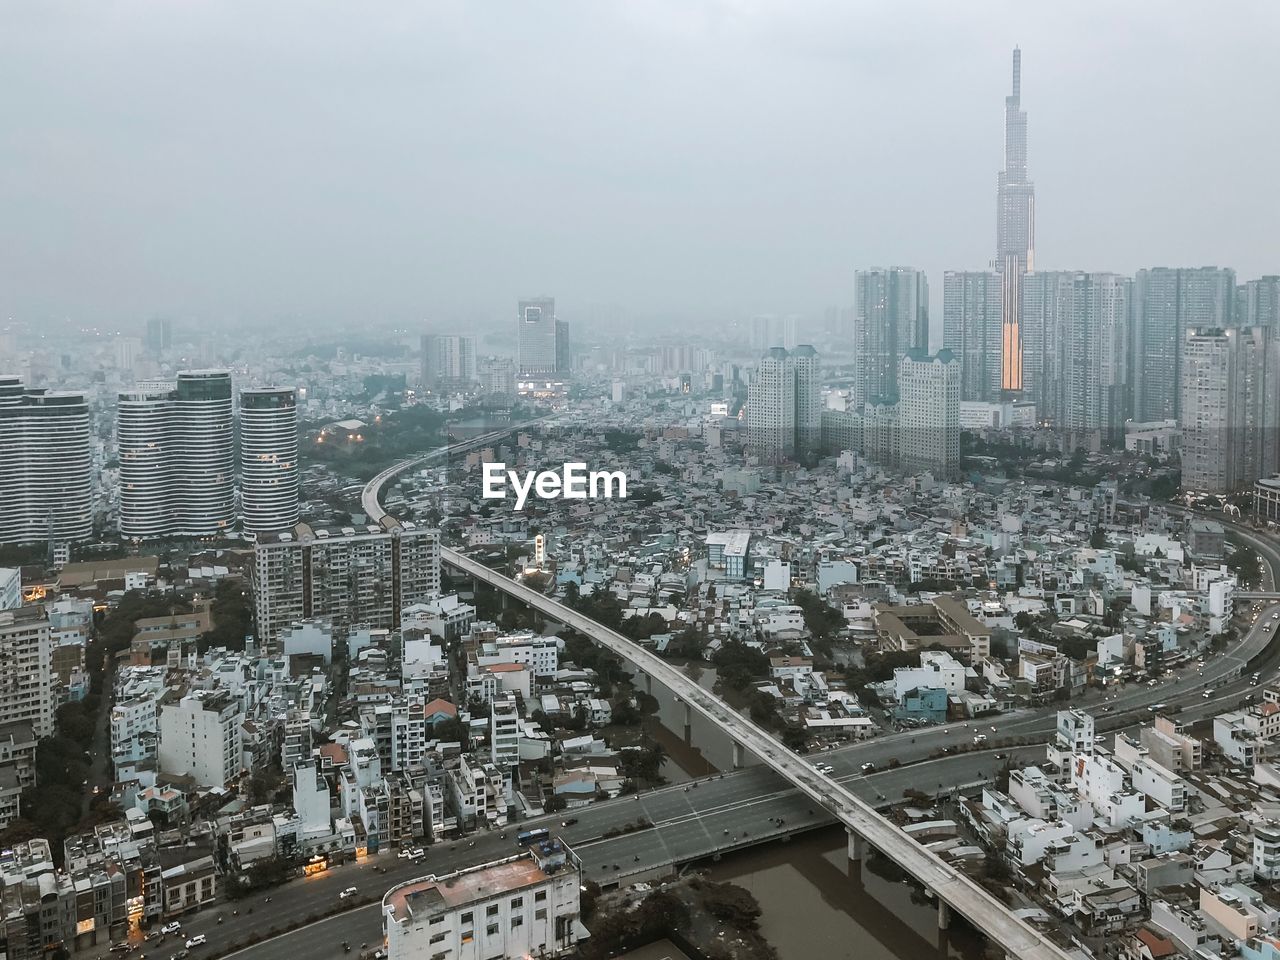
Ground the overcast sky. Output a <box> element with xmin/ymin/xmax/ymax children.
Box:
<box><xmin>2</xmin><ymin>1</ymin><xmax>1277</xmax><ymax>335</ymax></box>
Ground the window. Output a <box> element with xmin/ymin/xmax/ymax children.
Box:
<box><xmin>486</xmin><ymin>923</ymin><xmax>499</xmax><ymax>937</ymax></box>
<box><xmin>429</xmin><ymin>915</ymin><xmax>445</xmax><ymax>925</ymax></box>
<box><xmin>460</xmin><ymin>912</ymin><xmax>472</xmax><ymax>925</ymax></box>
<box><xmin>535</xmin><ymin>891</ymin><xmax>547</xmax><ymax>903</ymax></box>
<box><xmin>535</xmin><ymin>908</ymin><xmax>547</xmax><ymax>921</ymax></box>
<box><xmin>510</xmin><ymin>897</ymin><xmax>523</xmax><ymax>909</ymax></box>
<box><xmin>511</xmin><ymin>916</ymin><xmax>523</xmax><ymax>929</ymax></box>
<box><xmin>486</xmin><ymin>905</ymin><xmax>498</xmax><ymax>917</ymax></box>
<box><xmin>429</xmin><ymin>933</ymin><xmax>446</xmax><ymax>944</ymax></box>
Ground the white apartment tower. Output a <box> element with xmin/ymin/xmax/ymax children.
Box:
<box><xmin>746</xmin><ymin>345</ymin><xmax>822</xmax><ymax>464</ymax></box>
<box><xmin>0</xmin><ymin>607</ymin><xmax>55</xmax><ymax>738</ymax></box>
<box><xmin>117</xmin><ymin>370</ymin><xmax>235</xmax><ymax>538</ymax></box>
<box><xmin>157</xmin><ymin>690</ymin><xmax>243</xmax><ymax>789</ymax></box>
<box><xmin>238</xmin><ymin>387</ymin><xmax>300</xmax><ymax>535</ymax></box>
<box><xmin>421</xmin><ymin>335</ymin><xmax>478</xmax><ymax>390</ymax></box>
<box><xmin>898</xmin><ymin>349</ymin><xmax>960</xmax><ymax>478</ymax></box>
<box><xmin>0</xmin><ymin>377</ymin><xmax>93</xmax><ymax>545</ymax></box>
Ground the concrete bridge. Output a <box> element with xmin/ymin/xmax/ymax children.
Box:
<box><xmin>361</xmin><ymin>447</ymin><xmax>1076</xmax><ymax>957</ymax></box>
<box><xmin>443</xmin><ymin>548</ymin><xmax>1074</xmax><ymax>958</ymax></box>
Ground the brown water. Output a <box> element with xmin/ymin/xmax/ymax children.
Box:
<box><xmin>703</xmin><ymin>827</ymin><xmax>987</xmax><ymax>960</ymax></box>
<box><xmin>628</xmin><ymin>662</ymin><xmax>986</xmax><ymax>960</ymax></box>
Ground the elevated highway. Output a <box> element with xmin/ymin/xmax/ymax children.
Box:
<box><xmin>444</xmin><ymin>547</ymin><xmax>1074</xmax><ymax>957</ymax></box>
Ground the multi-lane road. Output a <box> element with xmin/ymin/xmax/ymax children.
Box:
<box><xmin>167</xmin><ymin>509</ymin><xmax>1280</xmax><ymax>960</ymax></box>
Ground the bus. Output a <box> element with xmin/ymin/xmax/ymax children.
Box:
<box><xmin>516</xmin><ymin>828</ymin><xmax>550</xmax><ymax>847</ymax></box>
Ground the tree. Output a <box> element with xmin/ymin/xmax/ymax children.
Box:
<box><xmin>1089</xmin><ymin>527</ymin><xmax>1107</xmax><ymax>549</ymax></box>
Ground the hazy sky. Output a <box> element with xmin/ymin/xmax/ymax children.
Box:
<box><xmin>3</xmin><ymin>1</ymin><xmax>1278</xmax><ymax>335</ymax></box>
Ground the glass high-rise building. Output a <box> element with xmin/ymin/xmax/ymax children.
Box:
<box><xmin>852</xmin><ymin>267</ymin><xmax>928</xmax><ymax>408</ymax></box>
<box><xmin>996</xmin><ymin>48</ymin><xmax>1035</xmax><ymax>393</ymax></box>
<box><xmin>1132</xmin><ymin>267</ymin><xmax>1236</xmax><ymax>422</ymax></box>
<box><xmin>118</xmin><ymin>370</ymin><xmax>235</xmax><ymax>539</ymax></box>
<box><xmin>239</xmin><ymin>387</ymin><xmax>300</xmax><ymax>536</ymax></box>
<box><xmin>517</xmin><ymin>297</ymin><xmax>561</xmax><ymax>377</ymax></box>
<box><xmin>943</xmin><ymin>271</ymin><xmax>1002</xmax><ymax>402</ymax></box>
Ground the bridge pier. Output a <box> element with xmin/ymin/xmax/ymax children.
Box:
<box><xmin>847</xmin><ymin>829</ymin><xmax>864</xmax><ymax>861</ymax></box>
<box><xmin>731</xmin><ymin>740</ymin><xmax>745</xmax><ymax>769</ymax></box>
<box><xmin>644</xmin><ymin>673</ymin><xmax>653</xmax><ymax>695</ymax></box>
<box><xmin>683</xmin><ymin>701</ymin><xmax>693</xmax><ymax>730</ymax></box>
<box><xmin>937</xmin><ymin>900</ymin><xmax>951</xmax><ymax>930</ymax></box>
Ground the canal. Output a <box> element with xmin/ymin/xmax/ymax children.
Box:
<box><xmin>634</xmin><ymin>661</ymin><xmax>986</xmax><ymax>960</ymax></box>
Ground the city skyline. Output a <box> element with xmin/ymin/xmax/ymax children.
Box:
<box><xmin>2</xmin><ymin>3</ymin><xmax>1279</xmax><ymax>331</ymax></box>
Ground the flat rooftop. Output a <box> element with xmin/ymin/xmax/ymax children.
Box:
<box><xmin>385</xmin><ymin>856</ymin><xmax>550</xmax><ymax>923</ymax></box>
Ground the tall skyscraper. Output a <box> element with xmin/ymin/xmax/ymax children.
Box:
<box><xmin>746</xmin><ymin>346</ymin><xmax>822</xmax><ymax>464</ymax></box>
<box><xmin>996</xmin><ymin>48</ymin><xmax>1035</xmax><ymax>393</ymax></box>
<box><xmin>0</xmin><ymin>376</ymin><xmax>93</xmax><ymax>545</ymax></box>
<box><xmin>898</xmin><ymin>349</ymin><xmax>960</xmax><ymax>477</ymax></box>
<box><xmin>747</xmin><ymin>348</ymin><xmax>795</xmax><ymax>464</ymax></box>
<box><xmin>239</xmin><ymin>387</ymin><xmax>300</xmax><ymax>536</ymax></box>
<box><xmin>943</xmin><ymin>271</ymin><xmax>1002</xmax><ymax>402</ymax></box>
<box><xmin>117</xmin><ymin>370</ymin><xmax>235</xmax><ymax>539</ymax></box>
<box><xmin>145</xmin><ymin>317</ymin><xmax>172</xmax><ymax>355</ymax></box>
<box><xmin>517</xmin><ymin>298</ymin><xmax>565</xmax><ymax>377</ymax></box>
<box><xmin>1240</xmin><ymin>277</ymin><xmax>1280</xmax><ymax>330</ymax></box>
<box><xmin>1133</xmin><ymin>267</ymin><xmax>1236</xmax><ymax>422</ymax></box>
<box><xmin>791</xmin><ymin>344</ymin><xmax>822</xmax><ymax>458</ymax></box>
<box><xmin>1179</xmin><ymin>326</ymin><xmax>1278</xmax><ymax>496</ymax></box>
<box><xmin>852</xmin><ymin>267</ymin><xmax>929</xmax><ymax>408</ymax></box>
<box><xmin>1021</xmin><ymin>272</ymin><xmax>1130</xmax><ymax>444</ymax></box>
<box><xmin>421</xmin><ymin>334</ymin><xmax>478</xmax><ymax>391</ymax></box>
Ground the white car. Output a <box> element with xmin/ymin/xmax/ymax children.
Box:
<box><xmin>410</xmin><ymin>848</ymin><xmax>425</xmax><ymax>859</ymax></box>
<box><xmin>161</xmin><ymin>921</ymin><xmax>182</xmax><ymax>935</ymax></box>
<box><xmin>339</xmin><ymin>886</ymin><xmax>359</xmax><ymax>899</ymax></box>
<box><xmin>398</xmin><ymin>849</ymin><xmax>413</xmax><ymax>859</ymax></box>
<box><xmin>185</xmin><ymin>935</ymin><xmax>207</xmax><ymax>949</ymax></box>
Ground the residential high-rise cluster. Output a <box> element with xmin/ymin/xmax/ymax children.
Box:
<box><xmin>118</xmin><ymin>371</ymin><xmax>299</xmax><ymax>539</ymax></box>
<box><xmin>826</xmin><ymin>49</ymin><xmax>1280</xmax><ymax>495</ymax></box>
<box><xmin>420</xmin><ymin>334</ymin><xmax>478</xmax><ymax>391</ymax></box>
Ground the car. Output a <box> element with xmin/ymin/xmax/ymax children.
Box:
<box><xmin>1203</xmin><ymin>689</ymin><xmax>1215</xmax><ymax>698</ymax></box>
<box><xmin>339</xmin><ymin>886</ymin><xmax>359</xmax><ymax>899</ymax></box>
<box><xmin>398</xmin><ymin>849</ymin><xmax>413</xmax><ymax>859</ymax></box>
<box><xmin>109</xmin><ymin>945</ymin><xmax>132</xmax><ymax>954</ymax></box>
<box><xmin>410</xmin><ymin>848</ymin><xmax>425</xmax><ymax>859</ymax></box>
<box><xmin>860</xmin><ymin>762</ymin><xmax>874</xmax><ymax>773</ymax></box>
<box><xmin>993</xmin><ymin>753</ymin><xmax>1006</xmax><ymax>760</ymax></box>
<box><xmin>973</xmin><ymin>734</ymin><xmax>987</xmax><ymax>742</ymax></box>
<box><xmin>185</xmin><ymin>936</ymin><xmax>207</xmax><ymax>949</ymax></box>
<box><xmin>561</xmin><ymin>818</ymin><xmax>578</xmax><ymax>827</ymax></box>
<box><xmin>161</xmin><ymin>922</ymin><xmax>182</xmax><ymax>935</ymax></box>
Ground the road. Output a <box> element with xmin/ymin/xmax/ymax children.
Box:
<box><xmin>156</xmin><ymin>746</ymin><xmax>1031</xmax><ymax>960</ymax></box>
<box><xmin>179</xmin><ymin>505</ymin><xmax>1280</xmax><ymax>960</ymax></box>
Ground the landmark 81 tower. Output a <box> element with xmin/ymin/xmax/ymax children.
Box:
<box><xmin>997</xmin><ymin>48</ymin><xmax>1034</xmax><ymax>393</ymax></box>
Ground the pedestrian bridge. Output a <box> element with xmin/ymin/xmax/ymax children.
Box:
<box><xmin>443</xmin><ymin>547</ymin><xmax>1075</xmax><ymax>960</ymax></box>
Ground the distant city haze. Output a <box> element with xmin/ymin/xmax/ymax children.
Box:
<box><xmin>2</xmin><ymin>1</ymin><xmax>1277</xmax><ymax>340</ymax></box>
